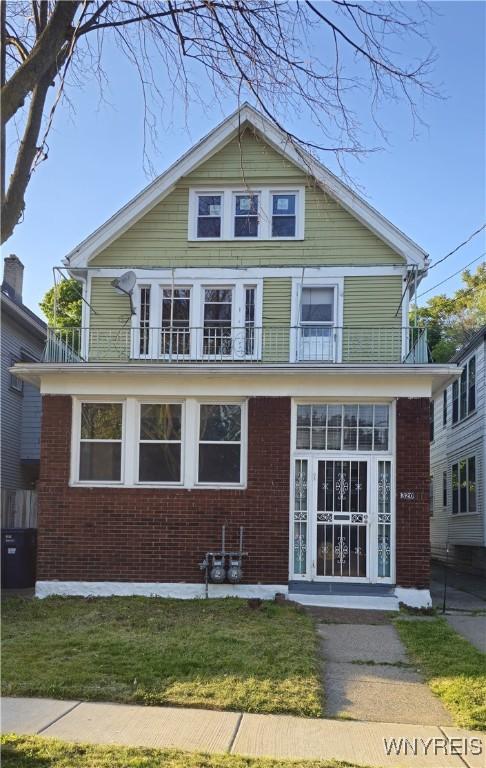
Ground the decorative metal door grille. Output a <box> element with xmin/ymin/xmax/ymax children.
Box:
<box><xmin>377</xmin><ymin>460</ymin><xmax>392</xmax><ymax>577</ymax></box>
<box><xmin>293</xmin><ymin>459</ymin><xmax>308</xmax><ymax>575</ymax></box>
<box><xmin>316</xmin><ymin>460</ymin><xmax>368</xmax><ymax>577</ymax></box>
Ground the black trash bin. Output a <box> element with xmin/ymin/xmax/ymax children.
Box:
<box><xmin>1</xmin><ymin>528</ymin><xmax>37</xmax><ymax>588</ymax></box>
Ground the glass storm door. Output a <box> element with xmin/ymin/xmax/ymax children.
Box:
<box><xmin>315</xmin><ymin>459</ymin><xmax>369</xmax><ymax>579</ymax></box>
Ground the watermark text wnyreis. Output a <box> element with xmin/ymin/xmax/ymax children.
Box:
<box><xmin>383</xmin><ymin>736</ymin><xmax>483</xmax><ymax>757</ymax></box>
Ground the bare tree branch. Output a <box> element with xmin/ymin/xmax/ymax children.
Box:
<box><xmin>1</xmin><ymin>0</ymin><xmax>439</xmax><ymax>244</ymax></box>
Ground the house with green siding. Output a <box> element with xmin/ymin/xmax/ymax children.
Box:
<box><xmin>14</xmin><ymin>104</ymin><xmax>460</xmax><ymax>609</ymax></box>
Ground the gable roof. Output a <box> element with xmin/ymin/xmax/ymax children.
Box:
<box><xmin>65</xmin><ymin>103</ymin><xmax>429</xmax><ymax>269</ymax></box>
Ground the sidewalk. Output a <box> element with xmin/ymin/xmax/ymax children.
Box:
<box><xmin>2</xmin><ymin>696</ymin><xmax>484</xmax><ymax>768</ymax></box>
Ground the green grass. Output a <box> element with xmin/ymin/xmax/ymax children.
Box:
<box><xmin>1</xmin><ymin>597</ymin><xmax>322</xmax><ymax>717</ymax></box>
<box><xmin>395</xmin><ymin>617</ymin><xmax>486</xmax><ymax>730</ymax></box>
<box><xmin>0</xmin><ymin>735</ymin><xmax>362</xmax><ymax>768</ymax></box>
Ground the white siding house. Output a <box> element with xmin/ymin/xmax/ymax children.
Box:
<box><xmin>430</xmin><ymin>326</ymin><xmax>486</xmax><ymax>575</ymax></box>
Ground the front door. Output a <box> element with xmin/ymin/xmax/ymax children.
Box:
<box><xmin>314</xmin><ymin>458</ymin><xmax>369</xmax><ymax>580</ymax></box>
<box><xmin>292</xmin><ymin>455</ymin><xmax>394</xmax><ymax>583</ymax></box>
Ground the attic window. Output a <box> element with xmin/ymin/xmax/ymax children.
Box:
<box><xmin>190</xmin><ymin>187</ymin><xmax>304</xmax><ymax>240</ymax></box>
<box><xmin>197</xmin><ymin>194</ymin><xmax>222</xmax><ymax>238</ymax></box>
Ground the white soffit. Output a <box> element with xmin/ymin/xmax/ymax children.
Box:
<box><xmin>65</xmin><ymin>104</ymin><xmax>428</xmax><ymax>270</ymax></box>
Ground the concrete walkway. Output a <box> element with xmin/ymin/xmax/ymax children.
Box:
<box><xmin>317</xmin><ymin>623</ymin><xmax>453</xmax><ymax>726</ymax></box>
<box><xmin>2</xmin><ymin>696</ymin><xmax>484</xmax><ymax>768</ymax></box>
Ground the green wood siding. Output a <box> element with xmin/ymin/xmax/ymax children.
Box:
<box><xmin>342</xmin><ymin>276</ymin><xmax>403</xmax><ymax>362</ymax></box>
<box><xmin>262</xmin><ymin>277</ymin><xmax>292</xmax><ymax>362</ymax></box>
<box><xmin>91</xmin><ymin>129</ymin><xmax>405</xmax><ymax>269</ymax></box>
<box><xmin>89</xmin><ymin>278</ymin><xmax>131</xmax><ymax>361</ymax></box>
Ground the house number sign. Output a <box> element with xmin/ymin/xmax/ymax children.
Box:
<box><xmin>400</xmin><ymin>491</ymin><xmax>416</xmax><ymax>501</ymax></box>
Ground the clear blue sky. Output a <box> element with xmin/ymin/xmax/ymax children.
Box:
<box><xmin>4</xmin><ymin>1</ymin><xmax>485</xmax><ymax>318</ymax></box>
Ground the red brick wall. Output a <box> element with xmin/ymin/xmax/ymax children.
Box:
<box><xmin>395</xmin><ymin>397</ymin><xmax>430</xmax><ymax>588</ymax></box>
<box><xmin>38</xmin><ymin>394</ymin><xmax>431</xmax><ymax>590</ymax></box>
<box><xmin>37</xmin><ymin>395</ymin><xmax>291</xmax><ymax>584</ymax></box>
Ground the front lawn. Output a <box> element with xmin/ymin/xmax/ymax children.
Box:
<box><xmin>1</xmin><ymin>597</ymin><xmax>322</xmax><ymax>717</ymax></box>
<box><xmin>0</xmin><ymin>735</ymin><xmax>361</xmax><ymax>768</ymax></box>
<box><xmin>395</xmin><ymin>617</ymin><xmax>486</xmax><ymax>730</ymax></box>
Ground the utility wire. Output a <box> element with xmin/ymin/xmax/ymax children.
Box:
<box><xmin>427</xmin><ymin>224</ymin><xmax>486</xmax><ymax>271</ymax></box>
<box><xmin>417</xmin><ymin>252</ymin><xmax>485</xmax><ymax>299</ymax></box>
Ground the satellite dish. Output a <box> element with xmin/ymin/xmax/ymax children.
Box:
<box><xmin>112</xmin><ymin>271</ymin><xmax>136</xmax><ymax>296</ymax></box>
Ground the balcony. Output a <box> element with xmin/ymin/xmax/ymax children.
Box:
<box><xmin>43</xmin><ymin>326</ymin><xmax>429</xmax><ymax>365</ymax></box>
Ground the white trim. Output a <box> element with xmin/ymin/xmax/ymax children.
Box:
<box><xmin>70</xmin><ymin>396</ymin><xmax>248</xmax><ymax>490</ymax></box>
<box><xmin>35</xmin><ymin>580</ymin><xmax>432</xmax><ymax>609</ymax></box>
<box><xmin>394</xmin><ymin>588</ymin><xmax>432</xmax><ymax>609</ymax></box>
<box><xmin>290</xmin><ymin>277</ymin><xmax>344</xmax><ymax>363</ymax></box>
<box><xmin>35</xmin><ymin>580</ymin><xmax>288</xmax><ymax>600</ymax></box>
<box><xmin>130</xmin><ymin>276</ymin><xmax>263</xmax><ymax>363</ymax></box>
<box><xmin>65</xmin><ymin>104</ymin><xmax>428</xmax><ymax>269</ymax></box>
<box><xmin>85</xmin><ymin>266</ymin><xmax>409</xmax><ymax>279</ymax></box>
<box><xmin>195</xmin><ymin>400</ymin><xmax>248</xmax><ymax>488</ymax></box>
<box><xmin>71</xmin><ymin>398</ymin><xmax>126</xmax><ymax>486</ymax></box>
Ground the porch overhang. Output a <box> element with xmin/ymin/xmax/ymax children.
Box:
<box><xmin>12</xmin><ymin>361</ymin><xmax>460</xmax><ymax>398</ymax></box>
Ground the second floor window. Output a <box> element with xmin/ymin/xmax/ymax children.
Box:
<box><xmin>452</xmin><ymin>380</ymin><xmax>459</xmax><ymax>423</ymax></box>
<box><xmin>429</xmin><ymin>401</ymin><xmax>434</xmax><ymax>442</ymax></box>
<box><xmin>443</xmin><ymin>470</ymin><xmax>447</xmax><ymax>507</ymax></box>
<box><xmin>443</xmin><ymin>389</ymin><xmax>447</xmax><ymax>426</ymax></box>
<box><xmin>455</xmin><ymin>355</ymin><xmax>476</xmax><ymax>423</ymax></box>
<box><xmin>161</xmin><ymin>288</ymin><xmax>191</xmax><ymax>355</ymax></box>
<box><xmin>203</xmin><ymin>288</ymin><xmax>233</xmax><ymax>356</ymax></box>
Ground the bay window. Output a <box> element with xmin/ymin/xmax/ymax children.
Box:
<box><xmin>79</xmin><ymin>403</ymin><xmax>123</xmax><ymax>482</ymax></box>
<box><xmin>198</xmin><ymin>404</ymin><xmax>242</xmax><ymax>484</ymax></box>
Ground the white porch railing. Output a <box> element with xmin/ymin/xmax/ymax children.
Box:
<box><xmin>43</xmin><ymin>326</ymin><xmax>429</xmax><ymax>364</ymax></box>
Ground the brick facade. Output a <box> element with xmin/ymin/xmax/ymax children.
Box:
<box><xmin>395</xmin><ymin>397</ymin><xmax>431</xmax><ymax>588</ymax></box>
<box><xmin>37</xmin><ymin>394</ymin><xmax>431</xmax><ymax>589</ymax></box>
<box><xmin>37</xmin><ymin>395</ymin><xmax>291</xmax><ymax>584</ymax></box>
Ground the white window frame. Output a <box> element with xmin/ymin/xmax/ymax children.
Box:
<box><xmin>290</xmin><ymin>278</ymin><xmax>344</xmax><ymax>363</ymax></box>
<box><xmin>132</xmin><ymin>278</ymin><xmax>263</xmax><ymax>361</ymax></box>
<box><xmin>71</xmin><ymin>397</ymin><xmax>126</xmax><ymax>486</ymax></box>
<box><xmin>195</xmin><ymin>400</ymin><xmax>248</xmax><ymax>488</ymax></box>
<box><xmin>192</xmin><ymin>191</ymin><xmax>224</xmax><ymax>241</ymax></box>
<box><xmin>269</xmin><ymin>190</ymin><xmax>299</xmax><ymax>240</ymax></box>
<box><xmin>71</xmin><ymin>396</ymin><xmax>247</xmax><ymax>489</ymax></box>
<box><xmin>289</xmin><ymin>398</ymin><xmax>396</xmax><ymax>585</ymax></box>
<box><xmin>136</xmin><ymin>401</ymin><xmax>185</xmax><ymax>486</ymax></box>
<box><xmin>232</xmin><ymin>191</ymin><xmax>261</xmax><ymax>240</ymax></box>
<box><xmin>188</xmin><ymin>187</ymin><xmax>305</xmax><ymax>241</ymax></box>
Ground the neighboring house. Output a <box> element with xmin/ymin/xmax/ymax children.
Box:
<box><xmin>430</xmin><ymin>326</ymin><xmax>486</xmax><ymax>576</ymax></box>
<box><xmin>1</xmin><ymin>255</ymin><xmax>46</xmax><ymax>492</ymax></box>
<box><xmin>14</xmin><ymin>105</ymin><xmax>459</xmax><ymax>609</ymax></box>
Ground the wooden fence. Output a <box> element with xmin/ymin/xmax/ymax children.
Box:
<box><xmin>1</xmin><ymin>490</ymin><xmax>38</xmax><ymax>528</ymax></box>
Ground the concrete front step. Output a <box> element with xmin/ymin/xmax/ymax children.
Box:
<box><xmin>290</xmin><ymin>592</ymin><xmax>400</xmax><ymax>610</ymax></box>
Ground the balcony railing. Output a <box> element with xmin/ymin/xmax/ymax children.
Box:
<box><xmin>43</xmin><ymin>326</ymin><xmax>429</xmax><ymax>364</ymax></box>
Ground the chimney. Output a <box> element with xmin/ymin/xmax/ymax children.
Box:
<box><xmin>2</xmin><ymin>254</ymin><xmax>24</xmax><ymax>303</ymax></box>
